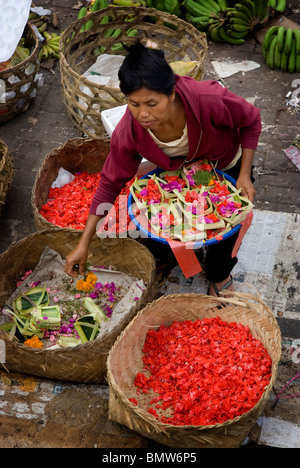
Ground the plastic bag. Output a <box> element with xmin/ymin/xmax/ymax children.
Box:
<box><xmin>51</xmin><ymin>168</ymin><xmax>74</xmax><ymax>188</ymax></box>
<box><xmin>82</xmin><ymin>54</ymin><xmax>125</xmax><ymax>89</ymax></box>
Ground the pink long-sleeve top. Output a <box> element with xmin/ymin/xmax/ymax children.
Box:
<box><xmin>89</xmin><ymin>76</ymin><xmax>261</xmax><ymax>216</ymax></box>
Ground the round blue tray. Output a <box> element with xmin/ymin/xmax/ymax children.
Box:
<box><xmin>128</xmin><ymin>168</ymin><xmax>241</xmax><ymax>248</ymax></box>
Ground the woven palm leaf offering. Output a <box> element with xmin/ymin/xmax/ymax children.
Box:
<box><xmin>129</xmin><ymin>160</ymin><xmax>253</xmax><ymax>244</ymax></box>
<box><xmin>107</xmin><ymin>293</ymin><xmax>281</xmax><ymax>448</ymax></box>
<box><xmin>1</xmin><ymin>249</ymin><xmax>146</xmax><ymax>350</ymax></box>
<box><xmin>0</xmin><ymin>230</ymin><xmax>156</xmax><ymax>383</ymax></box>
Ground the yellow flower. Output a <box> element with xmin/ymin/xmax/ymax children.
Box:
<box><xmin>24</xmin><ymin>335</ymin><xmax>43</xmax><ymax>348</ymax></box>
<box><xmin>76</xmin><ymin>271</ymin><xmax>97</xmax><ymax>292</ymax></box>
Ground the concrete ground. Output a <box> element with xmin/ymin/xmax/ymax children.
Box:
<box><xmin>0</xmin><ymin>0</ymin><xmax>299</xmax><ymax>449</ymax></box>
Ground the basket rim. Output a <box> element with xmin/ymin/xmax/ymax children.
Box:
<box><xmin>59</xmin><ymin>5</ymin><xmax>208</xmax><ymax>91</ymax></box>
<box><xmin>0</xmin><ymin>22</ymin><xmax>39</xmax><ymax>77</ymax></box>
<box><xmin>107</xmin><ymin>291</ymin><xmax>282</xmax><ymax>431</ymax></box>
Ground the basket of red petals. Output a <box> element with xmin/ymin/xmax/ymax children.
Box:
<box><xmin>32</xmin><ymin>137</ymin><xmax>112</xmax><ymax>232</ymax></box>
<box><xmin>107</xmin><ymin>292</ymin><xmax>281</xmax><ymax>448</ymax></box>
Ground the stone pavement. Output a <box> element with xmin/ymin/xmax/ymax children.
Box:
<box><xmin>0</xmin><ymin>0</ymin><xmax>299</xmax><ymax>449</ymax></box>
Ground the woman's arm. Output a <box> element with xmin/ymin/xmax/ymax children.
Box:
<box><xmin>236</xmin><ymin>147</ymin><xmax>257</xmax><ymax>202</ymax></box>
<box><xmin>64</xmin><ymin>214</ymin><xmax>102</xmax><ymax>277</ymax></box>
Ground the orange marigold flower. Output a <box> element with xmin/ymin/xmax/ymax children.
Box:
<box><xmin>76</xmin><ymin>271</ymin><xmax>98</xmax><ymax>292</ymax></box>
<box><xmin>24</xmin><ymin>335</ymin><xmax>44</xmax><ymax>348</ymax></box>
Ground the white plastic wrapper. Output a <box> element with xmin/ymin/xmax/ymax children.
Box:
<box><xmin>0</xmin><ymin>0</ymin><xmax>32</xmax><ymax>62</ymax></box>
<box><xmin>51</xmin><ymin>168</ymin><xmax>75</xmax><ymax>189</ymax></box>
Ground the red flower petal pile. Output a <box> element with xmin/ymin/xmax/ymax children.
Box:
<box><xmin>130</xmin><ymin>317</ymin><xmax>272</xmax><ymax>426</ymax></box>
<box><xmin>40</xmin><ymin>171</ymin><xmax>134</xmax><ymax>233</ymax></box>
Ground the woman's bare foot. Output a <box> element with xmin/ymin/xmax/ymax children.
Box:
<box><xmin>208</xmin><ymin>275</ymin><xmax>234</xmax><ymax>297</ymax></box>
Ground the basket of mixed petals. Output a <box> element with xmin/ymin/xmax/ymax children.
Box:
<box><xmin>0</xmin><ymin>229</ymin><xmax>156</xmax><ymax>383</ymax></box>
<box><xmin>107</xmin><ymin>292</ymin><xmax>281</xmax><ymax>448</ymax></box>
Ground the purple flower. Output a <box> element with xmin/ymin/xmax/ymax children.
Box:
<box><xmin>103</xmin><ymin>304</ymin><xmax>113</xmax><ymax>318</ymax></box>
<box><xmin>160</xmin><ymin>181</ymin><xmax>183</xmax><ymax>192</ymax></box>
<box><xmin>209</xmin><ymin>195</ymin><xmax>220</xmax><ymax>203</ymax></box>
<box><xmin>186</xmin><ymin>174</ymin><xmax>195</xmax><ymax>186</ymax></box>
<box><xmin>139</xmin><ymin>188</ymin><xmax>148</xmax><ymax>197</ymax></box>
<box><xmin>89</xmin><ymin>291</ymin><xmax>99</xmax><ymax>299</ymax></box>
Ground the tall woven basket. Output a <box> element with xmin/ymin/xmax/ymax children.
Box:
<box><xmin>59</xmin><ymin>6</ymin><xmax>208</xmax><ymax>138</ymax></box>
<box><xmin>0</xmin><ymin>23</ymin><xmax>40</xmax><ymax>123</ymax></box>
<box><xmin>107</xmin><ymin>293</ymin><xmax>281</xmax><ymax>448</ymax></box>
<box><xmin>32</xmin><ymin>137</ymin><xmax>110</xmax><ymax>232</ymax></box>
<box><xmin>0</xmin><ymin>138</ymin><xmax>14</xmax><ymax>215</ymax></box>
<box><xmin>0</xmin><ymin>229</ymin><xmax>156</xmax><ymax>383</ymax></box>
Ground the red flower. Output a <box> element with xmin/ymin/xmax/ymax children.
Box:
<box><xmin>136</xmin><ymin>179</ymin><xmax>162</xmax><ymax>205</ymax></box>
<box><xmin>205</xmin><ymin>212</ymin><xmax>220</xmax><ymax>223</ymax></box>
<box><xmin>164</xmin><ymin>175</ymin><xmax>186</xmax><ymax>189</ymax></box>
<box><xmin>131</xmin><ymin>317</ymin><xmax>272</xmax><ymax>426</ymax></box>
<box><xmin>210</xmin><ymin>181</ymin><xmax>231</xmax><ymax>196</ymax></box>
<box><xmin>40</xmin><ymin>172</ymin><xmax>134</xmax><ymax>234</ymax></box>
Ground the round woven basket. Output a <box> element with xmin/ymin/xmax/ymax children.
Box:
<box><xmin>0</xmin><ymin>23</ymin><xmax>40</xmax><ymax>123</ymax></box>
<box><xmin>107</xmin><ymin>292</ymin><xmax>281</xmax><ymax>448</ymax></box>
<box><xmin>0</xmin><ymin>138</ymin><xmax>14</xmax><ymax>215</ymax></box>
<box><xmin>32</xmin><ymin>137</ymin><xmax>110</xmax><ymax>232</ymax></box>
<box><xmin>59</xmin><ymin>6</ymin><xmax>208</xmax><ymax>137</ymax></box>
<box><xmin>0</xmin><ymin>229</ymin><xmax>156</xmax><ymax>383</ymax></box>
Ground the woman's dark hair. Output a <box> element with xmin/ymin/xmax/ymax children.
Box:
<box><xmin>118</xmin><ymin>41</ymin><xmax>175</xmax><ymax>96</ymax></box>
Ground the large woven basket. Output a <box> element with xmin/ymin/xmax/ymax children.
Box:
<box><xmin>0</xmin><ymin>138</ymin><xmax>14</xmax><ymax>215</ymax></box>
<box><xmin>0</xmin><ymin>229</ymin><xmax>156</xmax><ymax>383</ymax></box>
<box><xmin>59</xmin><ymin>6</ymin><xmax>208</xmax><ymax>138</ymax></box>
<box><xmin>0</xmin><ymin>23</ymin><xmax>40</xmax><ymax>123</ymax></box>
<box><xmin>107</xmin><ymin>292</ymin><xmax>281</xmax><ymax>448</ymax></box>
<box><xmin>32</xmin><ymin>137</ymin><xmax>110</xmax><ymax>232</ymax></box>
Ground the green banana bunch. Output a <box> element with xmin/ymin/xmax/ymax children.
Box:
<box><xmin>147</xmin><ymin>0</ymin><xmax>181</xmax><ymax>16</ymax></box>
<box><xmin>225</xmin><ymin>0</ymin><xmax>269</xmax><ymax>41</ymax></box>
<box><xmin>28</xmin><ymin>12</ymin><xmax>50</xmax><ymax>33</ymax></box>
<box><xmin>182</xmin><ymin>0</ymin><xmax>243</xmax><ymax>44</ymax></box>
<box><xmin>183</xmin><ymin>0</ymin><xmax>228</xmax><ymax>20</ymax></box>
<box><xmin>39</xmin><ymin>32</ymin><xmax>61</xmax><ymax>62</ymax></box>
<box><xmin>77</xmin><ymin>0</ymin><xmax>112</xmax><ymax>31</ymax></box>
<box><xmin>262</xmin><ymin>26</ymin><xmax>300</xmax><ymax>72</ymax></box>
<box><xmin>112</xmin><ymin>0</ymin><xmax>147</xmax><ymax>6</ymax></box>
<box><xmin>182</xmin><ymin>0</ymin><xmax>270</xmax><ymax>45</ymax></box>
<box><xmin>268</xmin><ymin>0</ymin><xmax>286</xmax><ymax>13</ymax></box>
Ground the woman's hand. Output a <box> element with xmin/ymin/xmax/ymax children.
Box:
<box><xmin>236</xmin><ymin>174</ymin><xmax>256</xmax><ymax>203</ymax></box>
<box><xmin>64</xmin><ymin>242</ymin><xmax>88</xmax><ymax>278</ymax></box>
<box><xmin>64</xmin><ymin>214</ymin><xmax>102</xmax><ymax>277</ymax></box>
<box><xmin>237</xmin><ymin>148</ymin><xmax>257</xmax><ymax>203</ymax></box>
